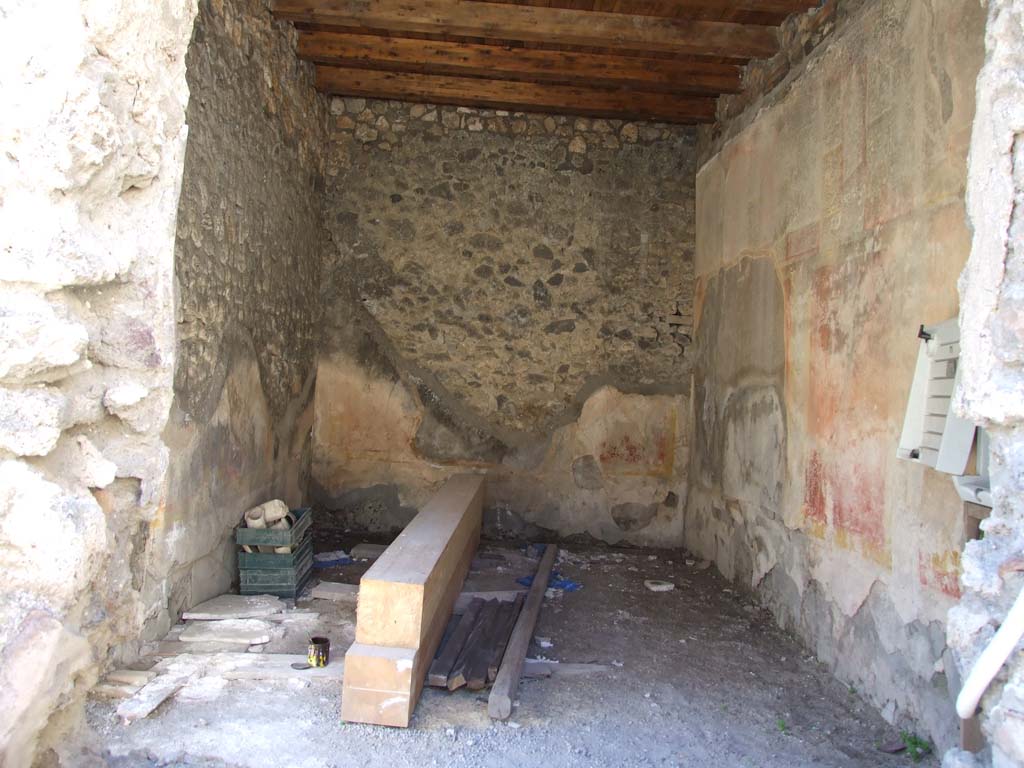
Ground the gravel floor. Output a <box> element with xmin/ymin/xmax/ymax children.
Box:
<box><xmin>77</xmin><ymin>543</ymin><xmax>937</xmax><ymax>768</ymax></box>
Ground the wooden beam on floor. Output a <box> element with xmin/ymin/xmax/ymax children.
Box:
<box><xmin>341</xmin><ymin>474</ymin><xmax>484</xmax><ymax>727</ymax></box>
<box><xmin>298</xmin><ymin>32</ymin><xmax>743</xmax><ymax>95</ymax></box>
<box><xmin>488</xmin><ymin>544</ymin><xmax>558</xmax><ymax>720</ymax></box>
<box><xmin>316</xmin><ymin>66</ymin><xmax>718</xmax><ymax>123</ymax></box>
<box><xmin>273</xmin><ymin>0</ymin><xmax>780</xmax><ymax>60</ymax></box>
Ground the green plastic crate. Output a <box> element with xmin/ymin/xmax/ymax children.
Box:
<box><xmin>237</xmin><ymin>534</ymin><xmax>313</xmax><ymax>570</ymax></box>
<box><xmin>236</xmin><ymin>507</ymin><xmax>315</xmax><ymax>599</ymax></box>
<box><xmin>240</xmin><ymin>546</ymin><xmax>314</xmax><ymax>598</ymax></box>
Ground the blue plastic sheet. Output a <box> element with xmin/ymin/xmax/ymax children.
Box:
<box><xmin>313</xmin><ymin>552</ymin><xmax>352</xmax><ymax>568</ymax></box>
<box><xmin>517</xmin><ymin>571</ymin><xmax>582</xmax><ymax>592</ymax></box>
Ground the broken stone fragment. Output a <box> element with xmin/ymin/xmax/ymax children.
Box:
<box><xmin>102</xmin><ymin>381</ymin><xmax>168</xmax><ymax>433</ymax></box>
<box><xmin>43</xmin><ymin>434</ymin><xmax>117</xmax><ymax>489</ymax></box>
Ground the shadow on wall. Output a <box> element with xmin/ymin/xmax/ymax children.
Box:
<box><xmin>310</xmin><ymin>344</ymin><xmax>688</xmax><ymax>547</ymax></box>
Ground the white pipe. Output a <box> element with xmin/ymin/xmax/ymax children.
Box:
<box><xmin>957</xmin><ymin>585</ymin><xmax>1024</xmax><ymax>719</ymax></box>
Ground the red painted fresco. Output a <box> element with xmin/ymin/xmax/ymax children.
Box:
<box><xmin>832</xmin><ymin>461</ymin><xmax>887</xmax><ymax>554</ymax></box>
<box><xmin>918</xmin><ymin>551</ymin><xmax>962</xmax><ymax>598</ymax></box>
<box><xmin>803</xmin><ymin>451</ymin><xmax>827</xmax><ymax>527</ymax></box>
<box><xmin>599</xmin><ymin>434</ymin><xmax>644</xmax><ymax>465</ymax></box>
<box><xmin>804</xmin><ymin>249</ymin><xmax>891</xmax><ymax>560</ymax></box>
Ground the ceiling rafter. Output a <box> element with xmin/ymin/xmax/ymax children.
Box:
<box><xmin>272</xmin><ymin>0</ymin><xmax>820</xmax><ymax>123</ymax></box>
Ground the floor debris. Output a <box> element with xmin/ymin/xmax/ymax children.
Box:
<box><xmin>309</xmin><ymin>581</ymin><xmax>359</xmax><ymax>601</ymax></box>
<box><xmin>115</xmin><ymin>658</ymin><xmax>204</xmax><ymax>723</ymax></box>
<box><xmin>87</xmin><ymin>542</ymin><xmax>916</xmax><ymax>768</ymax></box>
<box><xmin>643</xmin><ymin>579</ymin><xmax>676</xmax><ymax>592</ymax></box>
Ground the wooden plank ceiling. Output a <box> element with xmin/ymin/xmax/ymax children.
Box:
<box><xmin>273</xmin><ymin>0</ymin><xmax>820</xmax><ymax>123</ymax></box>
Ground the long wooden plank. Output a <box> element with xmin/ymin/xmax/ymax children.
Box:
<box><xmin>428</xmin><ymin>598</ymin><xmax>483</xmax><ymax>686</ymax></box>
<box><xmin>448</xmin><ymin>599</ymin><xmax>499</xmax><ymax>691</ymax></box>
<box><xmin>298</xmin><ymin>32</ymin><xmax>743</xmax><ymax>95</ymax></box>
<box><xmin>274</xmin><ymin>0</ymin><xmax>780</xmax><ymax>60</ymax></box>
<box><xmin>317</xmin><ymin>66</ymin><xmax>717</xmax><ymax>123</ymax></box>
<box><xmin>487</xmin><ymin>594</ymin><xmax>524</xmax><ymax>683</ymax></box>
<box><xmin>342</xmin><ymin>474</ymin><xmax>484</xmax><ymax>727</ymax></box>
<box><xmin>488</xmin><ymin>544</ymin><xmax>558</xmax><ymax>720</ymax></box>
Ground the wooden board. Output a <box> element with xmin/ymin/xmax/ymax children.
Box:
<box><xmin>473</xmin><ymin>0</ymin><xmax>816</xmax><ymax>25</ymax></box>
<box><xmin>448</xmin><ymin>599</ymin><xmax>499</xmax><ymax>691</ymax></box>
<box><xmin>488</xmin><ymin>544</ymin><xmax>558</xmax><ymax>719</ymax></box>
<box><xmin>428</xmin><ymin>598</ymin><xmax>484</xmax><ymax>687</ymax></box>
<box><xmin>341</xmin><ymin>474</ymin><xmax>484</xmax><ymax>727</ymax></box>
<box><xmin>298</xmin><ymin>32</ymin><xmax>743</xmax><ymax>95</ymax></box>
<box><xmin>274</xmin><ymin>0</ymin><xmax>780</xmax><ymax>60</ymax></box>
<box><xmin>316</xmin><ymin>66</ymin><xmax>717</xmax><ymax>123</ymax></box>
<box><xmin>488</xmin><ymin>595</ymin><xmax>525</xmax><ymax>683</ymax></box>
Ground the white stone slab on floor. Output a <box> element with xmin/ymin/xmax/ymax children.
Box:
<box><xmin>179</xmin><ymin>618</ymin><xmax>274</xmax><ymax>645</ymax></box>
<box><xmin>182</xmin><ymin>593</ymin><xmax>285</xmax><ymax>620</ymax></box>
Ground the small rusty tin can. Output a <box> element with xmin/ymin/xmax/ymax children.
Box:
<box><xmin>308</xmin><ymin>636</ymin><xmax>330</xmax><ymax>667</ymax></box>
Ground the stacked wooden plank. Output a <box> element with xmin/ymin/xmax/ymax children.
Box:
<box><xmin>341</xmin><ymin>474</ymin><xmax>484</xmax><ymax>727</ymax></box>
<box><xmin>428</xmin><ymin>595</ymin><xmax>524</xmax><ymax>691</ymax></box>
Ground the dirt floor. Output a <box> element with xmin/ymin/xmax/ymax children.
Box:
<box><xmin>80</xmin><ymin>541</ymin><xmax>937</xmax><ymax>768</ymax></box>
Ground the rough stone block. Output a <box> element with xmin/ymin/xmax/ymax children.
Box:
<box><xmin>0</xmin><ymin>386</ymin><xmax>66</xmax><ymax>456</ymax></box>
<box><xmin>0</xmin><ymin>291</ymin><xmax>87</xmax><ymax>383</ymax></box>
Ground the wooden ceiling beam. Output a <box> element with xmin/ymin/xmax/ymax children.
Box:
<box><xmin>316</xmin><ymin>65</ymin><xmax>718</xmax><ymax>122</ymax></box>
<box><xmin>274</xmin><ymin>0</ymin><xmax>780</xmax><ymax>60</ymax></box>
<box><xmin>467</xmin><ymin>0</ymin><xmax>818</xmax><ymax>24</ymax></box>
<box><xmin>298</xmin><ymin>32</ymin><xmax>743</xmax><ymax>95</ymax></box>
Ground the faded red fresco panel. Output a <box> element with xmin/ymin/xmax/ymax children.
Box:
<box><xmin>832</xmin><ymin>460</ymin><xmax>887</xmax><ymax>555</ymax></box>
<box><xmin>598</xmin><ymin>427</ymin><xmax>674</xmax><ymax>479</ymax></box>
<box><xmin>805</xmin><ymin>251</ymin><xmax>892</xmax><ymax>558</ymax></box>
<box><xmin>918</xmin><ymin>551</ymin><xmax>962</xmax><ymax>598</ymax></box>
<box><xmin>803</xmin><ymin>451</ymin><xmax>827</xmax><ymax>527</ymax></box>
<box><xmin>599</xmin><ymin>434</ymin><xmax>645</xmax><ymax>465</ymax></box>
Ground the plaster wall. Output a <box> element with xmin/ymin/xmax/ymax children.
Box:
<box><xmin>690</xmin><ymin>0</ymin><xmax>985</xmax><ymax>749</ymax></box>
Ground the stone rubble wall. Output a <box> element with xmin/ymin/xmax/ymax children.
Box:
<box><xmin>315</xmin><ymin>101</ymin><xmax>696</xmax><ymax>544</ymax></box>
<box><xmin>0</xmin><ymin>0</ymin><xmax>198</xmax><ymax>764</ymax></box>
<box><xmin>946</xmin><ymin>0</ymin><xmax>1024</xmax><ymax>765</ymax></box>
<box><xmin>690</xmin><ymin>0</ymin><xmax>985</xmax><ymax>751</ymax></box>
<box><xmin>157</xmin><ymin>0</ymin><xmax>329</xmax><ymax>632</ymax></box>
